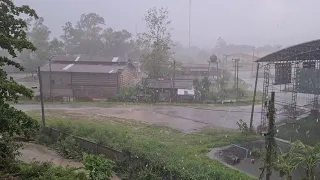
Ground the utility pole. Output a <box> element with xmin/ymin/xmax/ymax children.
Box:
<box><xmin>233</xmin><ymin>59</ymin><xmax>241</xmax><ymax>101</ymax></box>
<box><xmin>250</xmin><ymin>63</ymin><xmax>260</xmax><ymax>128</ymax></box>
<box><xmin>49</xmin><ymin>58</ymin><xmax>52</xmax><ymax>101</ymax></box>
<box><xmin>37</xmin><ymin>66</ymin><xmax>46</xmax><ymax>127</ymax></box>
<box><xmin>266</xmin><ymin>91</ymin><xmax>276</xmax><ymax>180</ymax></box>
<box><xmin>251</xmin><ymin>47</ymin><xmax>255</xmax><ymax>77</ymax></box>
<box><xmin>233</xmin><ymin>59</ymin><xmax>237</xmax><ymax>88</ymax></box>
<box><xmin>259</xmin><ymin>91</ymin><xmax>276</xmax><ymax>180</ymax></box>
<box><xmin>172</xmin><ymin>60</ymin><xmax>176</xmax><ymax>101</ymax></box>
<box><xmin>216</xmin><ymin>59</ymin><xmax>219</xmax><ymax>80</ymax></box>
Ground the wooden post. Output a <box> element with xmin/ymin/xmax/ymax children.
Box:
<box><xmin>38</xmin><ymin>66</ymin><xmax>46</xmax><ymax>127</ymax></box>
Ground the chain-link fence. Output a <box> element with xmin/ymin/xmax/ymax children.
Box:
<box><xmin>42</xmin><ymin>127</ymin><xmax>125</xmax><ymax>161</ymax></box>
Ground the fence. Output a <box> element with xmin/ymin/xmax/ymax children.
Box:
<box><xmin>42</xmin><ymin>127</ymin><xmax>125</xmax><ymax>162</ymax></box>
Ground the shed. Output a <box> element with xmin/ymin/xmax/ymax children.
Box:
<box><xmin>144</xmin><ymin>79</ymin><xmax>194</xmax><ymax>102</ymax></box>
<box><xmin>40</xmin><ymin>55</ymin><xmax>136</xmax><ymax>101</ymax></box>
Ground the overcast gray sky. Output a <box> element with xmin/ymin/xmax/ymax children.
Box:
<box><xmin>16</xmin><ymin>0</ymin><xmax>320</xmax><ymax>48</ymax></box>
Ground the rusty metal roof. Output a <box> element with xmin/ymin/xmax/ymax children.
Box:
<box><xmin>40</xmin><ymin>63</ymin><xmax>125</xmax><ymax>73</ymax></box>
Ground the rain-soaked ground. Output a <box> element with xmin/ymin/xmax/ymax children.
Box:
<box><xmin>18</xmin><ymin>142</ymin><xmax>121</xmax><ymax>180</ymax></box>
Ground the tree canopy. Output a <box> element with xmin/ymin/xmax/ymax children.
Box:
<box><xmin>0</xmin><ymin>0</ymin><xmax>39</xmax><ymax>170</ymax></box>
<box><xmin>61</xmin><ymin>13</ymin><xmax>137</xmax><ymax>58</ymax></box>
<box><xmin>138</xmin><ymin>7</ymin><xmax>174</xmax><ymax>78</ymax></box>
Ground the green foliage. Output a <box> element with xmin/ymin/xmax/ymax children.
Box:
<box><xmin>251</xmin><ymin>148</ymin><xmax>263</xmax><ymax>158</ymax></box>
<box><xmin>138</xmin><ymin>7</ymin><xmax>174</xmax><ymax>78</ymax></box>
<box><xmin>118</xmin><ymin>86</ymin><xmax>137</xmax><ymax>100</ymax></box>
<box><xmin>218</xmin><ymin>70</ymin><xmax>231</xmax><ymax>90</ymax></box>
<box><xmin>19</xmin><ymin>161</ymin><xmax>87</xmax><ymax>180</ymax></box>
<box><xmin>0</xmin><ymin>134</ymin><xmax>22</xmax><ymax>171</ymax></box>
<box><xmin>193</xmin><ymin>77</ymin><xmax>211</xmax><ymax>101</ymax></box>
<box><xmin>290</xmin><ymin>141</ymin><xmax>320</xmax><ymax>180</ymax></box>
<box><xmin>274</xmin><ymin>141</ymin><xmax>320</xmax><ymax>180</ymax></box>
<box><xmin>55</xmin><ymin>136</ymin><xmax>82</xmax><ymax>160</ymax></box>
<box><xmin>0</xmin><ymin>0</ymin><xmax>40</xmax><ymax>172</ymax></box>
<box><xmin>83</xmin><ymin>152</ymin><xmax>114</xmax><ymax>180</ymax></box>
<box><xmin>29</xmin><ymin>111</ymin><xmax>258</xmax><ymax>180</ymax></box>
<box><xmin>35</xmin><ymin>132</ymin><xmax>54</xmax><ymax>146</ymax></box>
<box><xmin>274</xmin><ymin>150</ymin><xmax>297</xmax><ymax>180</ymax></box>
<box><xmin>61</xmin><ymin>13</ymin><xmax>137</xmax><ymax>58</ymax></box>
<box><xmin>18</xmin><ymin>17</ymin><xmax>53</xmax><ymax>72</ymax></box>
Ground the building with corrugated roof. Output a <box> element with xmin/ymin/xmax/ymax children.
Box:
<box><xmin>39</xmin><ymin>55</ymin><xmax>136</xmax><ymax>101</ymax></box>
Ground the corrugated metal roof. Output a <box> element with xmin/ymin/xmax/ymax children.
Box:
<box><xmin>52</xmin><ymin>55</ymin><xmax>127</xmax><ymax>62</ymax></box>
<box><xmin>256</xmin><ymin>39</ymin><xmax>320</xmax><ymax>62</ymax></box>
<box><xmin>40</xmin><ymin>63</ymin><xmax>125</xmax><ymax>73</ymax></box>
<box><xmin>183</xmin><ymin>63</ymin><xmax>209</xmax><ymax>68</ymax></box>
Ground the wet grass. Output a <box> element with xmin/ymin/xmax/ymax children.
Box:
<box><xmin>27</xmin><ymin>110</ymin><xmax>259</xmax><ymax>180</ymax></box>
<box><xmin>276</xmin><ymin>115</ymin><xmax>320</xmax><ymax>146</ymax></box>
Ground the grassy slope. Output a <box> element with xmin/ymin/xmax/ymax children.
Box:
<box><xmin>277</xmin><ymin>115</ymin><xmax>320</xmax><ymax>146</ymax></box>
<box><xmin>28</xmin><ymin>110</ymin><xmax>258</xmax><ymax>180</ymax></box>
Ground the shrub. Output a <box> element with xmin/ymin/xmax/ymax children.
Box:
<box><xmin>35</xmin><ymin>133</ymin><xmax>54</xmax><ymax>146</ymax></box>
<box><xmin>0</xmin><ymin>134</ymin><xmax>21</xmax><ymax>172</ymax></box>
<box><xmin>19</xmin><ymin>161</ymin><xmax>87</xmax><ymax>180</ymax></box>
<box><xmin>55</xmin><ymin>136</ymin><xmax>82</xmax><ymax>160</ymax></box>
<box><xmin>83</xmin><ymin>152</ymin><xmax>114</xmax><ymax>180</ymax></box>
<box><xmin>251</xmin><ymin>148</ymin><xmax>263</xmax><ymax>158</ymax></box>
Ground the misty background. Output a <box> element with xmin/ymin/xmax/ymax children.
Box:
<box><xmin>15</xmin><ymin>0</ymin><xmax>320</xmax><ymax>48</ymax></box>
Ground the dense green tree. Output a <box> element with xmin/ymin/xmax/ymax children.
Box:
<box><xmin>100</xmin><ymin>28</ymin><xmax>138</xmax><ymax>58</ymax></box>
<box><xmin>138</xmin><ymin>7</ymin><xmax>174</xmax><ymax>78</ymax></box>
<box><xmin>49</xmin><ymin>37</ymin><xmax>66</xmax><ymax>56</ymax></box>
<box><xmin>61</xmin><ymin>13</ymin><xmax>105</xmax><ymax>55</ymax></box>
<box><xmin>61</xmin><ymin>13</ymin><xmax>138</xmax><ymax>59</ymax></box>
<box><xmin>18</xmin><ymin>17</ymin><xmax>52</xmax><ymax>73</ymax></box>
<box><xmin>0</xmin><ymin>0</ymin><xmax>39</xmax><ymax>171</ymax></box>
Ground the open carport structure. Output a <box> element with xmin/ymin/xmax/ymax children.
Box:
<box><xmin>250</xmin><ymin>39</ymin><xmax>320</xmax><ymax>131</ymax></box>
